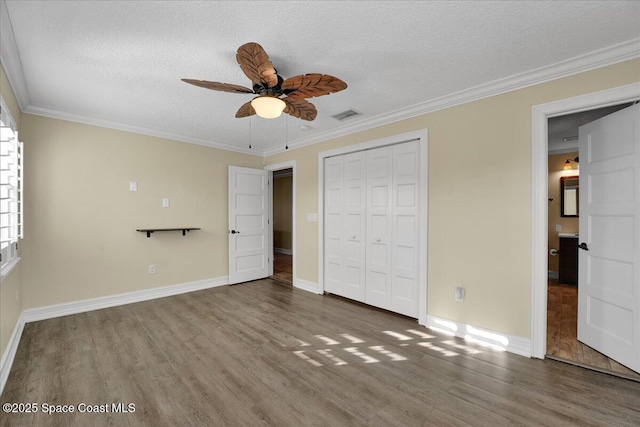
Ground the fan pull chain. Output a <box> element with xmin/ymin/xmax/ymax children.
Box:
<box><xmin>285</xmin><ymin>115</ymin><xmax>289</xmax><ymax>150</ymax></box>
<box><xmin>248</xmin><ymin>115</ymin><xmax>252</xmax><ymax>149</ymax></box>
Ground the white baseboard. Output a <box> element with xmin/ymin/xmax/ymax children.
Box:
<box><xmin>425</xmin><ymin>314</ymin><xmax>531</xmax><ymax>358</ymax></box>
<box><xmin>293</xmin><ymin>279</ymin><xmax>323</xmax><ymax>295</ymax></box>
<box><xmin>23</xmin><ymin>276</ymin><xmax>229</xmax><ymax>323</ymax></box>
<box><xmin>274</xmin><ymin>248</ymin><xmax>292</xmax><ymax>255</ymax></box>
<box><xmin>0</xmin><ymin>311</ymin><xmax>25</xmax><ymax>396</ymax></box>
<box><xmin>548</xmin><ymin>270</ymin><xmax>559</xmax><ymax>279</ymax></box>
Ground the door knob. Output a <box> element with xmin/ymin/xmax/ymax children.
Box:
<box><xmin>578</xmin><ymin>242</ymin><xmax>588</xmax><ymax>251</ymax></box>
<box><xmin>231</xmin><ymin>230</ymin><xmax>240</xmax><ymax>234</ymax></box>
<box><xmin>375</xmin><ymin>238</ymin><xmax>381</xmax><ymax>242</ymax></box>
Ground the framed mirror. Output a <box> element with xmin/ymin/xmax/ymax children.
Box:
<box><xmin>560</xmin><ymin>176</ymin><xmax>579</xmax><ymax>217</ymax></box>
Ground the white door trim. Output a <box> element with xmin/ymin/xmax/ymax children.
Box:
<box><xmin>265</xmin><ymin>160</ymin><xmax>297</xmax><ymax>288</ymax></box>
<box><xmin>530</xmin><ymin>82</ymin><xmax>640</xmax><ymax>359</ymax></box>
<box><xmin>318</xmin><ymin>129</ymin><xmax>429</xmax><ymax>325</ymax></box>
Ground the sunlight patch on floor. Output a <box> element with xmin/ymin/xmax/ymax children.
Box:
<box><xmin>340</xmin><ymin>333</ymin><xmax>365</xmax><ymax>343</ymax></box>
<box><xmin>317</xmin><ymin>349</ymin><xmax>348</xmax><ymax>365</ymax></box>
<box><xmin>383</xmin><ymin>331</ymin><xmax>413</xmax><ymax>341</ymax></box>
<box><xmin>289</xmin><ymin>328</ymin><xmax>502</xmax><ymax>367</ymax></box>
<box><xmin>294</xmin><ymin>350</ymin><xmax>323</xmax><ymax>366</ymax></box>
<box><xmin>315</xmin><ymin>335</ymin><xmax>340</xmax><ymax>345</ymax></box>
<box><xmin>440</xmin><ymin>340</ymin><xmax>482</xmax><ymax>355</ymax></box>
<box><xmin>417</xmin><ymin>342</ymin><xmax>459</xmax><ymax>357</ymax></box>
<box><xmin>406</xmin><ymin>329</ymin><xmax>435</xmax><ymax>339</ymax></box>
<box><xmin>369</xmin><ymin>345</ymin><xmax>407</xmax><ymax>361</ymax></box>
<box><xmin>344</xmin><ymin>347</ymin><xmax>380</xmax><ymax>363</ymax></box>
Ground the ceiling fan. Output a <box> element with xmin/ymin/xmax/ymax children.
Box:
<box><xmin>182</xmin><ymin>42</ymin><xmax>347</xmax><ymax>121</ymax></box>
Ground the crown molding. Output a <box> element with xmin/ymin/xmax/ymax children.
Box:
<box><xmin>264</xmin><ymin>37</ymin><xmax>640</xmax><ymax>157</ymax></box>
<box><xmin>0</xmin><ymin>0</ymin><xmax>30</xmax><ymax>110</ymax></box>
<box><xmin>23</xmin><ymin>104</ymin><xmax>261</xmax><ymax>157</ymax></box>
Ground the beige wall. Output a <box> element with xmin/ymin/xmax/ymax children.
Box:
<box><xmin>0</xmin><ymin>265</ymin><xmax>21</xmax><ymax>359</ymax></box>
<box><xmin>266</xmin><ymin>58</ymin><xmax>640</xmax><ymax>339</ymax></box>
<box><xmin>273</xmin><ymin>175</ymin><xmax>293</xmax><ymax>251</ymax></box>
<box><xmin>0</xmin><ymin>65</ymin><xmax>23</xmax><ymax>360</ymax></box>
<box><xmin>548</xmin><ymin>152</ymin><xmax>579</xmax><ymax>273</ymax></box>
<box><xmin>20</xmin><ymin>114</ymin><xmax>261</xmax><ymax>309</ymax></box>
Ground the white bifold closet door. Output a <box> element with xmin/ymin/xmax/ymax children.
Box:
<box><xmin>365</xmin><ymin>146</ymin><xmax>394</xmax><ymax>309</ymax></box>
<box><xmin>324</xmin><ymin>140</ymin><xmax>419</xmax><ymax>318</ymax></box>
<box><xmin>390</xmin><ymin>142</ymin><xmax>419</xmax><ymax>317</ymax></box>
<box><xmin>324</xmin><ymin>152</ymin><xmax>367</xmax><ymax>301</ymax></box>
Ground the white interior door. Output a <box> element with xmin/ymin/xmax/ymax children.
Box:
<box><xmin>228</xmin><ymin>166</ymin><xmax>269</xmax><ymax>285</ymax></box>
<box><xmin>342</xmin><ymin>152</ymin><xmax>367</xmax><ymax>301</ymax></box>
<box><xmin>577</xmin><ymin>103</ymin><xmax>640</xmax><ymax>373</ymax></box>
<box><xmin>366</xmin><ymin>146</ymin><xmax>393</xmax><ymax>310</ymax></box>
<box><xmin>324</xmin><ymin>153</ymin><xmax>366</xmax><ymax>301</ymax></box>
<box><xmin>391</xmin><ymin>141</ymin><xmax>419</xmax><ymax>317</ymax></box>
<box><xmin>324</xmin><ymin>156</ymin><xmax>345</xmax><ymax>295</ymax></box>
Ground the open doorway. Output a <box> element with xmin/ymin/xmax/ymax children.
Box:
<box><xmin>545</xmin><ymin>103</ymin><xmax>640</xmax><ymax>380</ymax></box>
<box><xmin>271</xmin><ymin>168</ymin><xmax>293</xmax><ymax>284</ymax></box>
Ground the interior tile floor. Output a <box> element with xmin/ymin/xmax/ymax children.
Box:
<box><xmin>546</xmin><ymin>280</ymin><xmax>640</xmax><ymax>381</ymax></box>
<box><xmin>271</xmin><ymin>251</ymin><xmax>292</xmax><ymax>285</ymax></box>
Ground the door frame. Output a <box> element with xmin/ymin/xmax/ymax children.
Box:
<box><xmin>265</xmin><ymin>160</ymin><xmax>297</xmax><ymax>286</ymax></box>
<box><xmin>530</xmin><ymin>82</ymin><xmax>640</xmax><ymax>359</ymax></box>
<box><xmin>317</xmin><ymin>129</ymin><xmax>429</xmax><ymax>325</ymax></box>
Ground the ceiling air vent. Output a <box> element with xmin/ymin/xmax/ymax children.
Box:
<box><xmin>332</xmin><ymin>109</ymin><xmax>361</xmax><ymax>121</ymax></box>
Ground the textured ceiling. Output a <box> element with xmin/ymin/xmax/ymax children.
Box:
<box><xmin>2</xmin><ymin>1</ymin><xmax>640</xmax><ymax>155</ymax></box>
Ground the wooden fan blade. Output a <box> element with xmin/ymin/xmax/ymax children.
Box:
<box><xmin>236</xmin><ymin>42</ymin><xmax>278</xmax><ymax>88</ymax></box>
<box><xmin>281</xmin><ymin>73</ymin><xmax>347</xmax><ymax>99</ymax></box>
<box><xmin>181</xmin><ymin>79</ymin><xmax>254</xmax><ymax>94</ymax></box>
<box><xmin>283</xmin><ymin>97</ymin><xmax>317</xmax><ymax>121</ymax></box>
<box><xmin>235</xmin><ymin>100</ymin><xmax>256</xmax><ymax>118</ymax></box>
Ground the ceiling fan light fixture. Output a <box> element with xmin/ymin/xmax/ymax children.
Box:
<box><xmin>251</xmin><ymin>96</ymin><xmax>286</xmax><ymax>119</ymax></box>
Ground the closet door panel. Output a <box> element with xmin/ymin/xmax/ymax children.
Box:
<box><xmin>324</xmin><ymin>156</ymin><xmax>344</xmax><ymax>295</ymax></box>
<box><xmin>341</xmin><ymin>152</ymin><xmax>366</xmax><ymax>301</ymax></box>
<box><xmin>391</xmin><ymin>141</ymin><xmax>420</xmax><ymax>317</ymax></box>
<box><xmin>366</xmin><ymin>146</ymin><xmax>393</xmax><ymax>310</ymax></box>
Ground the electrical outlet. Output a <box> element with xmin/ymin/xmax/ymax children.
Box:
<box><xmin>162</xmin><ymin>198</ymin><xmax>170</xmax><ymax>208</ymax></box>
<box><xmin>129</xmin><ymin>181</ymin><xmax>138</xmax><ymax>192</ymax></box>
<box><xmin>455</xmin><ymin>286</ymin><xmax>465</xmax><ymax>302</ymax></box>
<box><xmin>149</xmin><ymin>264</ymin><xmax>156</xmax><ymax>274</ymax></box>
<box><xmin>556</xmin><ymin>224</ymin><xmax>562</xmax><ymax>232</ymax></box>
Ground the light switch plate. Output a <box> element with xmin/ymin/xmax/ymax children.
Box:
<box><xmin>129</xmin><ymin>181</ymin><xmax>138</xmax><ymax>192</ymax></box>
<box><xmin>162</xmin><ymin>198</ymin><xmax>170</xmax><ymax>208</ymax></box>
<box><xmin>307</xmin><ymin>213</ymin><xmax>318</xmax><ymax>222</ymax></box>
<box><xmin>556</xmin><ymin>224</ymin><xmax>562</xmax><ymax>232</ymax></box>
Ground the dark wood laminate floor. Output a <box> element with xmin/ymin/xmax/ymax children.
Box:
<box><xmin>546</xmin><ymin>281</ymin><xmax>640</xmax><ymax>381</ymax></box>
<box><xmin>2</xmin><ymin>279</ymin><xmax>640</xmax><ymax>426</ymax></box>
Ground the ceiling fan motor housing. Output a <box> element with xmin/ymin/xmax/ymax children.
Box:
<box><xmin>253</xmin><ymin>75</ymin><xmax>285</xmax><ymax>98</ymax></box>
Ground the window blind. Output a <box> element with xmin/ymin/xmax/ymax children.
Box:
<box><xmin>0</xmin><ymin>98</ymin><xmax>23</xmax><ymax>272</ymax></box>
